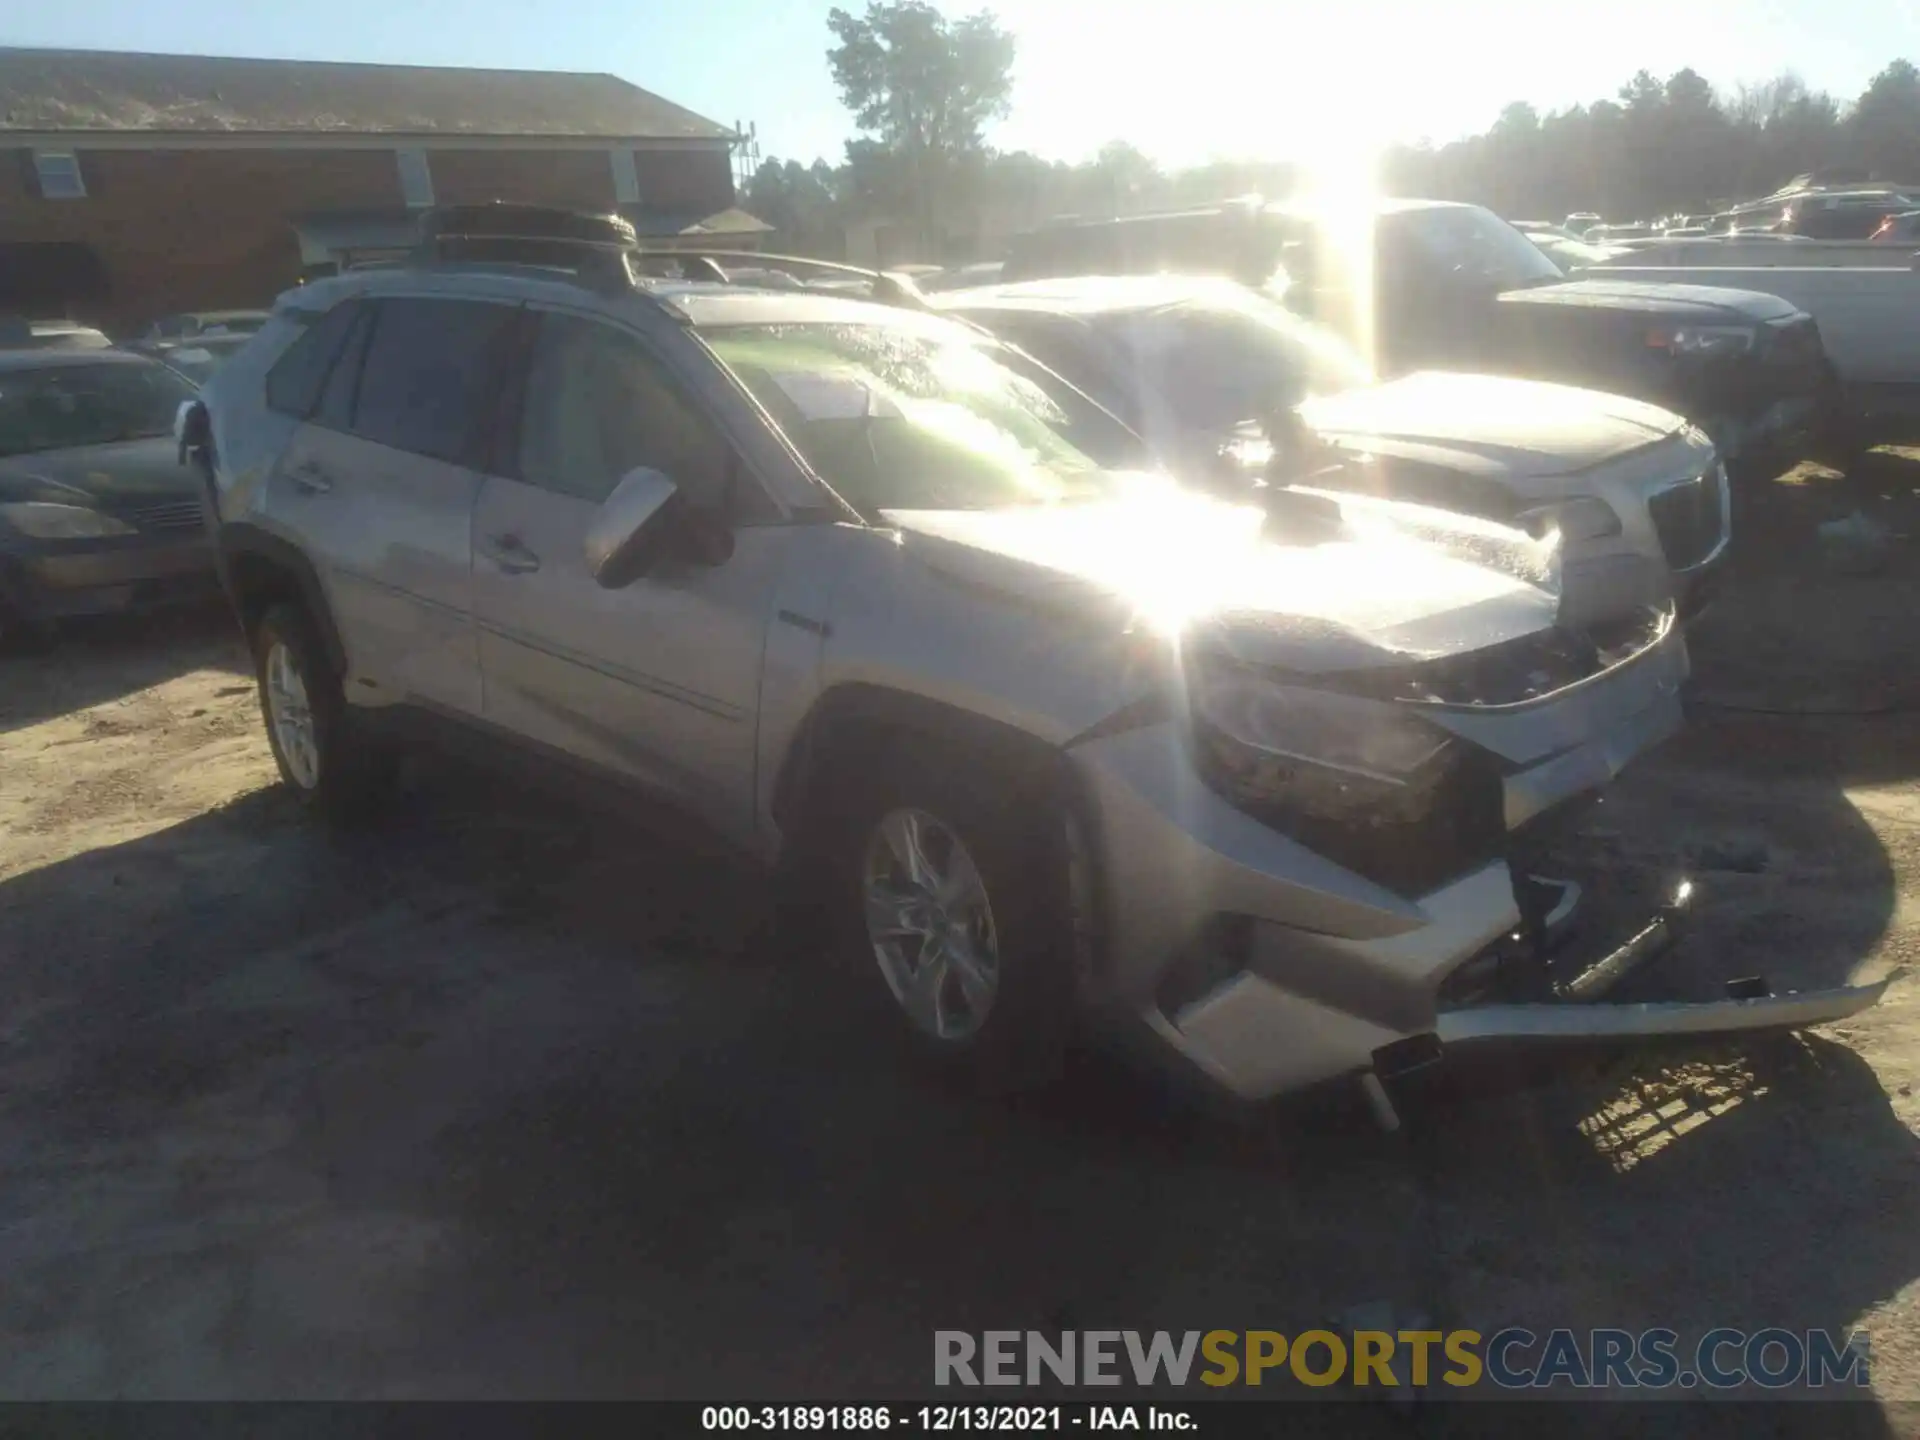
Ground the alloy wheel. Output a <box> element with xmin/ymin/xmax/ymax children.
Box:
<box><xmin>265</xmin><ymin>638</ymin><xmax>321</xmax><ymax>790</ymax></box>
<box><xmin>862</xmin><ymin>807</ymin><xmax>1001</xmax><ymax>1041</ymax></box>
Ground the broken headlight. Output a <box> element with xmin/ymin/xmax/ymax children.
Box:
<box><xmin>1514</xmin><ymin>495</ymin><xmax>1622</xmax><ymax>544</ymax></box>
<box><xmin>1191</xmin><ymin>668</ymin><xmax>1508</xmax><ymax>894</ymax></box>
<box><xmin>1190</xmin><ymin>669</ymin><xmax>1458</xmax><ymax>821</ymax></box>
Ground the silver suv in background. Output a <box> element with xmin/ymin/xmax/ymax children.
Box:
<box><xmin>930</xmin><ymin>275</ymin><xmax>1730</xmax><ymax>628</ymax></box>
<box><xmin>185</xmin><ymin>206</ymin><xmax>1888</xmax><ymax>1110</ymax></box>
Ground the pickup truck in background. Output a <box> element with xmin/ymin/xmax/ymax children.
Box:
<box><xmin>1003</xmin><ymin>198</ymin><xmax>1842</xmax><ymax>480</ymax></box>
<box><xmin>1577</xmin><ymin>249</ymin><xmax>1920</xmax><ymax>450</ymax></box>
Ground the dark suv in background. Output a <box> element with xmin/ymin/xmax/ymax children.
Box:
<box><xmin>1004</xmin><ymin>197</ymin><xmax>1842</xmax><ymax>478</ymax></box>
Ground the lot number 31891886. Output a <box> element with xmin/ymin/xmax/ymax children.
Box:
<box><xmin>702</xmin><ymin>1407</ymin><xmax>1071</xmax><ymax>1430</ymax></box>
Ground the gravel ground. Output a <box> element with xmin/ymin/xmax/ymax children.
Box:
<box><xmin>0</xmin><ymin>470</ymin><xmax>1915</xmax><ymax>1429</ymax></box>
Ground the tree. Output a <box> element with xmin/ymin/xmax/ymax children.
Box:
<box><xmin>825</xmin><ymin>1</ymin><xmax>1015</xmax><ymax>244</ymax></box>
<box><xmin>743</xmin><ymin>159</ymin><xmax>842</xmax><ymax>251</ymax></box>
<box><xmin>1850</xmin><ymin>59</ymin><xmax>1920</xmax><ymax>179</ymax></box>
<box><xmin>1089</xmin><ymin>140</ymin><xmax>1159</xmax><ymax>214</ymax></box>
<box><xmin>741</xmin><ymin>51</ymin><xmax>1920</xmax><ymax>260</ymax></box>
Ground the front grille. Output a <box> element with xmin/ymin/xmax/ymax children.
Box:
<box><xmin>127</xmin><ymin>499</ymin><xmax>205</xmax><ymax>533</ymax></box>
<box><xmin>1647</xmin><ymin>472</ymin><xmax>1724</xmax><ymax>570</ymax></box>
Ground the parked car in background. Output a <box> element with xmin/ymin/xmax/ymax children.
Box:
<box><xmin>183</xmin><ymin>204</ymin><xmax>1889</xmax><ymax>1107</ymax></box>
<box><xmin>932</xmin><ymin>274</ymin><xmax>1729</xmax><ymax>627</ymax></box>
<box><xmin>920</xmin><ymin>261</ymin><xmax>1006</xmax><ymax>292</ymax></box>
<box><xmin>1524</xmin><ymin>230</ymin><xmax>1632</xmax><ymax>273</ymax></box>
<box><xmin>0</xmin><ymin>348</ymin><xmax>216</xmax><ymax>644</ymax></box>
<box><xmin>1587</xmin><ymin>224</ymin><xmax>1658</xmax><ymax>243</ymax></box>
<box><xmin>1585</xmin><ymin>240</ymin><xmax>1920</xmax><ymax>450</ymax></box>
<box><xmin>1776</xmin><ymin>188</ymin><xmax>1917</xmax><ymax>240</ymax></box>
<box><xmin>134</xmin><ymin>309</ymin><xmax>272</xmax><ymax>346</ymax></box>
<box><xmin>1564</xmin><ymin>211</ymin><xmax>1602</xmax><ymax>235</ymax></box>
<box><xmin>1003</xmin><ymin>198</ymin><xmax>1839</xmax><ymax>478</ymax></box>
<box><xmin>0</xmin><ymin>317</ymin><xmax>113</xmax><ymax>351</ymax></box>
<box><xmin>1868</xmin><ymin>210</ymin><xmax>1920</xmax><ymax>244</ymax></box>
<box><xmin>153</xmin><ymin>333</ymin><xmax>256</xmax><ymax>385</ymax></box>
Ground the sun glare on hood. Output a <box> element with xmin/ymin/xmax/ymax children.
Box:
<box><xmin>886</xmin><ymin>479</ymin><xmax>1557</xmax><ymax>645</ymax></box>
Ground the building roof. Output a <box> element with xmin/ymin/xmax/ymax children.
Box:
<box><xmin>0</xmin><ymin>47</ymin><xmax>732</xmax><ymax>140</ymax></box>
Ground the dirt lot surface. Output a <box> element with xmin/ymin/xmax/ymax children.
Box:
<box><xmin>0</xmin><ymin>466</ymin><xmax>1916</xmax><ymax>1428</ymax></box>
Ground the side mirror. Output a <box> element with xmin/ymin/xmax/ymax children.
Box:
<box><xmin>585</xmin><ymin>468</ymin><xmax>683</xmax><ymax>588</ymax></box>
<box><xmin>584</xmin><ymin>467</ymin><xmax>736</xmax><ymax>588</ymax></box>
<box><xmin>175</xmin><ymin>399</ymin><xmax>211</xmax><ymax>467</ymax></box>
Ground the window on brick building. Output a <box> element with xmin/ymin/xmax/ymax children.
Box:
<box><xmin>33</xmin><ymin>152</ymin><xmax>86</xmax><ymax>200</ymax></box>
<box><xmin>611</xmin><ymin>149</ymin><xmax>641</xmax><ymax>206</ymax></box>
<box><xmin>396</xmin><ymin>148</ymin><xmax>434</xmax><ymax>208</ymax></box>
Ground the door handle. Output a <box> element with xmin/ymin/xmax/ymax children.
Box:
<box><xmin>483</xmin><ymin>533</ymin><xmax>541</xmax><ymax>574</ymax></box>
<box><xmin>286</xmin><ymin>461</ymin><xmax>333</xmax><ymax>494</ymax></box>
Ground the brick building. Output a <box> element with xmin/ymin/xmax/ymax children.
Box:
<box><xmin>0</xmin><ymin>47</ymin><xmax>767</xmax><ymax>330</ymax></box>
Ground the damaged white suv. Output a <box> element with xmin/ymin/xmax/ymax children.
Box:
<box><xmin>186</xmin><ymin>207</ymin><xmax>1887</xmax><ymax>1108</ymax></box>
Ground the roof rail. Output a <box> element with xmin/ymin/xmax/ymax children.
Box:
<box><xmin>629</xmin><ymin>248</ymin><xmax>931</xmax><ymax>309</ymax></box>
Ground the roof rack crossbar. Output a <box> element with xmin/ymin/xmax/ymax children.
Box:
<box><xmin>629</xmin><ymin>248</ymin><xmax>931</xmax><ymax>309</ymax></box>
<box><xmin>411</xmin><ymin>234</ymin><xmax>637</xmax><ymax>293</ymax></box>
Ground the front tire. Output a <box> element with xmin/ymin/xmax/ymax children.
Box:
<box><xmin>251</xmin><ymin>601</ymin><xmax>393</xmax><ymax>820</ymax></box>
<box><xmin>827</xmin><ymin>745</ymin><xmax>1077</xmax><ymax>1092</ymax></box>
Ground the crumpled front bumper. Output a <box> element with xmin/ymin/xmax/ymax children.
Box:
<box><xmin>1069</xmin><ymin>618</ymin><xmax>1891</xmax><ymax>1102</ymax></box>
<box><xmin>1129</xmin><ymin>861</ymin><xmax>1892</xmax><ymax>1102</ymax></box>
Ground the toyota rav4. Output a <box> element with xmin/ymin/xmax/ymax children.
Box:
<box><xmin>183</xmin><ymin>206</ymin><xmax>1888</xmax><ymax>1108</ymax></box>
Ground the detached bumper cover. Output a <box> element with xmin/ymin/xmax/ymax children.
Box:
<box><xmin>1438</xmin><ymin>977</ymin><xmax>1894</xmax><ymax>1047</ymax></box>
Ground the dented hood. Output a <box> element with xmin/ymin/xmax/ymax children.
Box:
<box><xmin>1296</xmin><ymin>372</ymin><xmax>1686</xmax><ymax>480</ymax></box>
<box><xmin>882</xmin><ymin>484</ymin><xmax>1562</xmax><ymax>673</ymax></box>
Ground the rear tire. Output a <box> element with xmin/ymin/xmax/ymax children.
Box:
<box><xmin>251</xmin><ymin>601</ymin><xmax>394</xmax><ymax>821</ymax></box>
<box><xmin>820</xmin><ymin>740</ymin><xmax>1077</xmax><ymax>1093</ymax></box>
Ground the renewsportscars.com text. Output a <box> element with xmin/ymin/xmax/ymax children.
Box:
<box><xmin>934</xmin><ymin>1328</ymin><xmax>1871</xmax><ymax>1390</ymax></box>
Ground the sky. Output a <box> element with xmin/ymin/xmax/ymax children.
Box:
<box><xmin>7</xmin><ymin>0</ymin><xmax>1920</xmax><ymax>169</ymax></box>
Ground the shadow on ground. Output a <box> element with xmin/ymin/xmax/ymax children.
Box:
<box><xmin>1699</xmin><ymin>452</ymin><xmax>1920</xmax><ymax>718</ymax></box>
<box><xmin>0</xmin><ymin>741</ymin><xmax>1911</xmax><ymax>1412</ymax></box>
<box><xmin>0</xmin><ymin>603</ymin><xmax>244</xmax><ymax>734</ymax></box>
<box><xmin>0</xmin><ymin>469</ymin><xmax>1911</xmax><ymax>1414</ymax></box>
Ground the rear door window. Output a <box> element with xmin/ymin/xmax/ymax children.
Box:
<box><xmin>264</xmin><ymin>299</ymin><xmax>363</xmax><ymax>419</ymax></box>
<box><xmin>347</xmin><ymin>297</ymin><xmax>523</xmax><ymax>465</ymax></box>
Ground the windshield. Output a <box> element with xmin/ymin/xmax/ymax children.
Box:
<box><xmin>1094</xmin><ymin>290</ymin><xmax>1374</xmax><ymax>432</ymax></box>
<box><xmin>1390</xmin><ymin>204</ymin><xmax>1566</xmax><ymax>288</ymax></box>
<box><xmin>705</xmin><ymin>321</ymin><xmax>1140</xmax><ymax>513</ymax></box>
<box><xmin>0</xmin><ymin>360</ymin><xmax>196</xmax><ymax>458</ymax></box>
